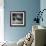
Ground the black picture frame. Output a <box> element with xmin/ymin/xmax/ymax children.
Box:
<box><xmin>10</xmin><ymin>11</ymin><xmax>26</xmax><ymax>27</ymax></box>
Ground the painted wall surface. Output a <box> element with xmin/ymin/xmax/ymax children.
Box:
<box><xmin>4</xmin><ymin>0</ymin><xmax>40</xmax><ymax>42</ymax></box>
<box><xmin>40</xmin><ymin>0</ymin><xmax>46</xmax><ymax>27</ymax></box>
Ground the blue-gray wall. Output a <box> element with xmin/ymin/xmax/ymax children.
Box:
<box><xmin>40</xmin><ymin>0</ymin><xmax>46</xmax><ymax>27</ymax></box>
<box><xmin>4</xmin><ymin>0</ymin><xmax>40</xmax><ymax>42</ymax></box>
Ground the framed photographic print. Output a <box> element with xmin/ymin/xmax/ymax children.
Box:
<box><xmin>10</xmin><ymin>11</ymin><xmax>26</xmax><ymax>27</ymax></box>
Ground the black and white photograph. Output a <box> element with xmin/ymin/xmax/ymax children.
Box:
<box><xmin>10</xmin><ymin>11</ymin><xmax>26</xmax><ymax>27</ymax></box>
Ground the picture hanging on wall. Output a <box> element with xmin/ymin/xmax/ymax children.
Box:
<box><xmin>10</xmin><ymin>11</ymin><xmax>26</xmax><ymax>27</ymax></box>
